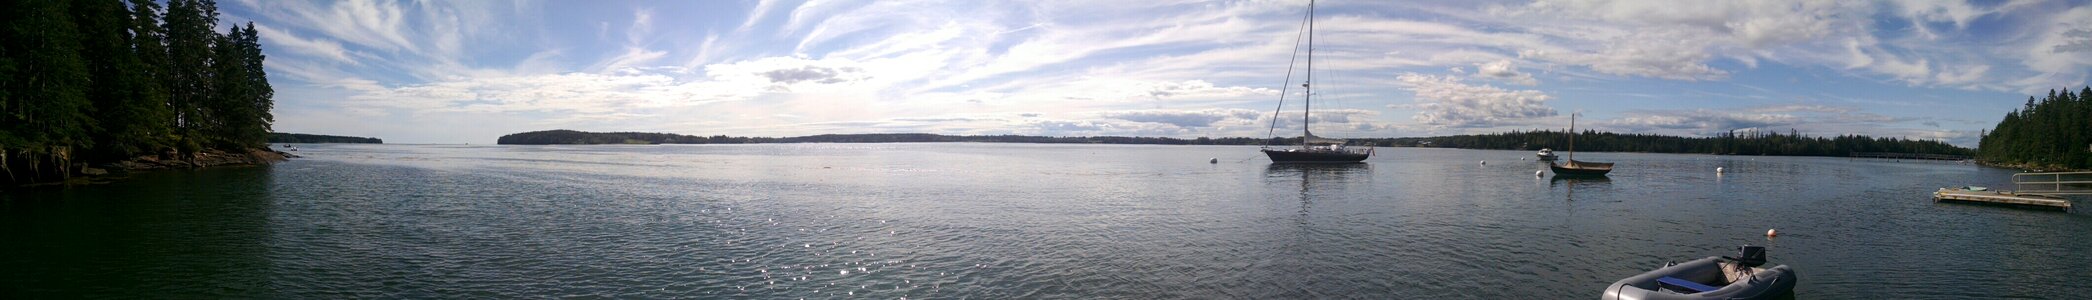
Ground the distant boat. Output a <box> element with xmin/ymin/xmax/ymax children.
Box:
<box><xmin>1536</xmin><ymin>148</ymin><xmax>1558</xmax><ymax>161</ymax></box>
<box><xmin>1260</xmin><ymin>0</ymin><xmax>1370</xmax><ymax>164</ymax></box>
<box><xmin>1550</xmin><ymin>113</ymin><xmax>1612</xmax><ymax>176</ymax></box>
<box><xmin>1601</xmin><ymin>245</ymin><xmax>1797</xmax><ymax>300</ymax></box>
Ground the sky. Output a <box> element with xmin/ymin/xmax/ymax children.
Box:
<box><xmin>221</xmin><ymin>0</ymin><xmax>2092</xmax><ymax>145</ymax></box>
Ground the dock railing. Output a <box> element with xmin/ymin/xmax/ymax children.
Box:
<box><xmin>2012</xmin><ymin>171</ymin><xmax>2092</xmax><ymax>195</ymax></box>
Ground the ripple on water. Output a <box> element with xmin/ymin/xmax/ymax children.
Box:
<box><xmin>6</xmin><ymin>145</ymin><xmax>2088</xmax><ymax>298</ymax></box>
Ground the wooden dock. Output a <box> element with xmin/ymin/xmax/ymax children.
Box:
<box><xmin>1933</xmin><ymin>188</ymin><xmax>2073</xmax><ymax>211</ymax></box>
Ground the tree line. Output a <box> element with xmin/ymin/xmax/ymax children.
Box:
<box><xmin>1978</xmin><ymin>87</ymin><xmax>2092</xmax><ymax>170</ymax></box>
<box><xmin>495</xmin><ymin>130</ymin><xmax>1291</xmax><ymax>145</ymax></box>
<box><xmin>2</xmin><ymin>0</ymin><xmax>274</xmax><ymax>182</ymax></box>
<box><xmin>495</xmin><ymin>129</ymin><xmax>1972</xmax><ymax>159</ymax></box>
<box><xmin>268</xmin><ymin>133</ymin><xmax>380</xmax><ymax>144</ymax></box>
<box><xmin>1373</xmin><ymin>129</ymin><xmax>1971</xmax><ymax>157</ymax></box>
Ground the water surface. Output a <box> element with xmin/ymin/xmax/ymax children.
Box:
<box><xmin>4</xmin><ymin>143</ymin><xmax>2086</xmax><ymax>298</ymax></box>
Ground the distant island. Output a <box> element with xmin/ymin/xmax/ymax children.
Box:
<box><xmin>268</xmin><ymin>133</ymin><xmax>382</xmax><ymax>144</ymax></box>
<box><xmin>495</xmin><ymin>129</ymin><xmax>1972</xmax><ymax>158</ymax></box>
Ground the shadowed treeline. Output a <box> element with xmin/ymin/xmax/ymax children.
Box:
<box><xmin>2</xmin><ymin>0</ymin><xmax>275</xmax><ymax>183</ymax></box>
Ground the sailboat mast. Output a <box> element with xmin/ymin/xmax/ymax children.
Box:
<box><xmin>1301</xmin><ymin>0</ymin><xmax>1315</xmax><ymax>149</ymax></box>
<box><xmin>1567</xmin><ymin>113</ymin><xmax>1577</xmax><ymax>161</ymax></box>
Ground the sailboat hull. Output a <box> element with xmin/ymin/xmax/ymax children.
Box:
<box><xmin>1263</xmin><ymin>149</ymin><xmax>1369</xmax><ymax>163</ymax></box>
<box><xmin>1550</xmin><ymin>160</ymin><xmax>1614</xmax><ymax>177</ymax></box>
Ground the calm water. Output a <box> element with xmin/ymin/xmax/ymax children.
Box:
<box><xmin>4</xmin><ymin>143</ymin><xmax>2088</xmax><ymax>298</ymax></box>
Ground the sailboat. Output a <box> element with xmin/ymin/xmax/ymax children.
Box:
<box><xmin>1261</xmin><ymin>0</ymin><xmax>1371</xmax><ymax>164</ymax></box>
<box><xmin>1550</xmin><ymin>113</ymin><xmax>1613</xmax><ymax>176</ymax></box>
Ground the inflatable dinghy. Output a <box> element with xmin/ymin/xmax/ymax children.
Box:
<box><xmin>1602</xmin><ymin>245</ymin><xmax>1796</xmax><ymax>300</ymax></box>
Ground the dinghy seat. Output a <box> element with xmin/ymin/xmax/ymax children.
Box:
<box><xmin>1656</xmin><ymin>276</ymin><xmax>1719</xmax><ymax>293</ymax></box>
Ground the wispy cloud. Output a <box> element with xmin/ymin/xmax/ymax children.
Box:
<box><xmin>226</xmin><ymin>0</ymin><xmax>2088</xmax><ymax>145</ymax></box>
<box><xmin>1396</xmin><ymin>73</ymin><xmax>1556</xmax><ymax>128</ymax></box>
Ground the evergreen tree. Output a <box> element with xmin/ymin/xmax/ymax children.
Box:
<box><xmin>128</xmin><ymin>0</ymin><xmax>176</xmax><ymax>154</ymax></box>
<box><xmin>74</xmin><ymin>0</ymin><xmax>168</xmax><ymax>158</ymax></box>
<box><xmin>163</xmin><ymin>0</ymin><xmax>218</xmax><ymax>151</ymax></box>
<box><xmin>1978</xmin><ymin>86</ymin><xmax>2092</xmax><ymax>170</ymax></box>
<box><xmin>242</xmin><ymin>24</ymin><xmax>274</xmax><ymax>146</ymax></box>
<box><xmin>208</xmin><ymin>23</ymin><xmax>259</xmax><ymax>147</ymax></box>
<box><xmin>1</xmin><ymin>0</ymin><xmax>95</xmax><ymax>178</ymax></box>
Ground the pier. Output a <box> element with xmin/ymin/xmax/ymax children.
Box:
<box><xmin>1933</xmin><ymin>188</ymin><xmax>2073</xmax><ymax>211</ymax></box>
<box><xmin>1930</xmin><ymin>172</ymin><xmax>2088</xmax><ymax>211</ymax></box>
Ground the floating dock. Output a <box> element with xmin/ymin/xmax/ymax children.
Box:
<box><xmin>1933</xmin><ymin>188</ymin><xmax>2073</xmax><ymax>211</ymax></box>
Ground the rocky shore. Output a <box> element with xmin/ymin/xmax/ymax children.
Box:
<box><xmin>11</xmin><ymin>148</ymin><xmax>296</xmax><ymax>187</ymax></box>
<box><xmin>98</xmin><ymin>148</ymin><xmax>297</xmax><ymax>173</ymax></box>
<box><xmin>1976</xmin><ymin>160</ymin><xmax>2086</xmax><ymax>172</ymax></box>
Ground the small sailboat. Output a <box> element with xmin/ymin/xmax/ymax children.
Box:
<box><xmin>1602</xmin><ymin>245</ymin><xmax>1797</xmax><ymax>300</ymax></box>
<box><xmin>1550</xmin><ymin>113</ymin><xmax>1612</xmax><ymax>176</ymax></box>
<box><xmin>1260</xmin><ymin>0</ymin><xmax>1371</xmax><ymax>164</ymax></box>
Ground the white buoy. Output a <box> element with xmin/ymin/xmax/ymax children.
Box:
<box><xmin>1766</xmin><ymin>228</ymin><xmax>1779</xmax><ymax>237</ymax></box>
<box><xmin>1717</xmin><ymin>167</ymin><xmax>1726</xmax><ymax>173</ymax></box>
<box><xmin>1535</xmin><ymin>170</ymin><xmax>1544</xmax><ymax>177</ymax></box>
<box><xmin>1480</xmin><ymin>160</ymin><xmax>1487</xmax><ymax>165</ymax></box>
<box><xmin>1209</xmin><ymin>158</ymin><xmax>1218</xmax><ymax>164</ymax></box>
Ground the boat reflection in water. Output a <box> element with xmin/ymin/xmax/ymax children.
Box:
<box><xmin>1550</xmin><ymin>175</ymin><xmax>1612</xmax><ymax>201</ymax></box>
<box><xmin>1261</xmin><ymin>162</ymin><xmax>1371</xmax><ymax>278</ymax></box>
<box><xmin>1263</xmin><ymin>163</ymin><xmax>1372</xmax><ymax>180</ymax></box>
<box><xmin>1263</xmin><ymin>163</ymin><xmax>1372</xmax><ymax>216</ymax></box>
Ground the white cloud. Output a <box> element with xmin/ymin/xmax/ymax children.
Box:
<box><xmin>1474</xmin><ymin>60</ymin><xmax>1536</xmax><ymax>85</ymax></box>
<box><xmin>1395</xmin><ymin>74</ymin><xmax>1556</xmax><ymax>128</ymax></box>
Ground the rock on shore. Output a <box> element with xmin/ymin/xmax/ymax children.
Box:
<box><xmin>101</xmin><ymin>148</ymin><xmax>296</xmax><ymax>173</ymax></box>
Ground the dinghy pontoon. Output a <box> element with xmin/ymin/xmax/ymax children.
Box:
<box><xmin>1602</xmin><ymin>245</ymin><xmax>1796</xmax><ymax>300</ymax></box>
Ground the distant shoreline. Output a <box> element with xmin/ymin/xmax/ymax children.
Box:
<box><xmin>488</xmin><ymin>129</ymin><xmax>1974</xmax><ymax>159</ymax></box>
<box><xmin>268</xmin><ymin>132</ymin><xmax>383</xmax><ymax>144</ymax></box>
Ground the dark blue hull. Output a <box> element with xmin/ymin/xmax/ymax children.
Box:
<box><xmin>1262</xmin><ymin>149</ymin><xmax>1368</xmax><ymax>163</ymax></box>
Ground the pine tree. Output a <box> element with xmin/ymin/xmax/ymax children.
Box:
<box><xmin>163</xmin><ymin>0</ymin><xmax>218</xmax><ymax>151</ymax></box>
<box><xmin>240</xmin><ymin>23</ymin><xmax>274</xmax><ymax>145</ymax></box>
<box><xmin>1</xmin><ymin>0</ymin><xmax>96</xmax><ymax>179</ymax></box>
<box><xmin>1980</xmin><ymin>86</ymin><xmax>2092</xmax><ymax>170</ymax></box>
<box><xmin>209</xmin><ymin>24</ymin><xmax>257</xmax><ymax>148</ymax></box>
<box><xmin>74</xmin><ymin>0</ymin><xmax>169</xmax><ymax>158</ymax></box>
<box><xmin>128</xmin><ymin>0</ymin><xmax>176</xmax><ymax>154</ymax></box>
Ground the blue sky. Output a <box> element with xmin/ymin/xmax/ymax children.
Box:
<box><xmin>222</xmin><ymin>0</ymin><xmax>2092</xmax><ymax>145</ymax></box>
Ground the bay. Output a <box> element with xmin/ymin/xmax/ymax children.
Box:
<box><xmin>4</xmin><ymin>143</ymin><xmax>2087</xmax><ymax>298</ymax></box>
